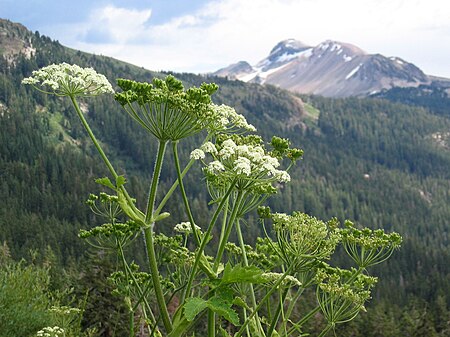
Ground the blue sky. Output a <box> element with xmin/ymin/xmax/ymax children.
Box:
<box><xmin>1</xmin><ymin>0</ymin><xmax>450</xmax><ymax>77</ymax></box>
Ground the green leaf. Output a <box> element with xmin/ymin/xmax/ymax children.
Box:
<box><xmin>221</xmin><ymin>263</ymin><xmax>265</xmax><ymax>285</ymax></box>
<box><xmin>184</xmin><ymin>297</ymin><xmax>207</xmax><ymax>321</ymax></box>
<box><xmin>95</xmin><ymin>177</ymin><xmax>116</xmax><ymax>190</ymax></box>
<box><xmin>116</xmin><ymin>175</ymin><xmax>126</xmax><ymax>188</ymax></box>
<box><xmin>207</xmin><ymin>296</ymin><xmax>240</xmax><ymax>326</ymax></box>
<box><xmin>232</xmin><ymin>296</ymin><xmax>251</xmax><ymax>310</ymax></box>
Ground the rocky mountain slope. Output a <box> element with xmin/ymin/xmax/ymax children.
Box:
<box><xmin>214</xmin><ymin>38</ymin><xmax>444</xmax><ymax>97</ymax></box>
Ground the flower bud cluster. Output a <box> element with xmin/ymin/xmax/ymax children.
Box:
<box><xmin>22</xmin><ymin>63</ymin><xmax>114</xmax><ymax>97</ymax></box>
<box><xmin>262</xmin><ymin>272</ymin><xmax>302</xmax><ymax>287</ymax></box>
<box><xmin>86</xmin><ymin>192</ymin><xmax>122</xmax><ymax>222</ymax></box>
<box><xmin>271</xmin><ymin>212</ymin><xmax>341</xmax><ymax>269</ymax></box>
<box><xmin>315</xmin><ymin>264</ymin><xmax>378</xmax><ymax>324</ymax></box>
<box><xmin>79</xmin><ymin>220</ymin><xmax>140</xmax><ymax>239</ymax></box>
<box><xmin>341</xmin><ymin>220</ymin><xmax>402</xmax><ymax>268</ymax></box>
<box><xmin>115</xmin><ymin>76</ymin><xmax>222</xmax><ymax>140</ymax></box>
<box><xmin>341</xmin><ymin>221</ymin><xmax>402</xmax><ymax>250</ymax></box>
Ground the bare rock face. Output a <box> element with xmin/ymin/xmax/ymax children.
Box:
<box><xmin>213</xmin><ymin>39</ymin><xmax>434</xmax><ymax>97</ymax></box>
<box><xmin>0</xmin><ymin>19</ymin><xmax>36</xmax><ymax>64</ymax></box>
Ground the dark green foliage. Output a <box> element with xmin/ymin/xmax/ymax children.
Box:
<box><xmin>0</xmin><ymin>258</ymin><xmax>52</xmax><ymax>337</ymax></box>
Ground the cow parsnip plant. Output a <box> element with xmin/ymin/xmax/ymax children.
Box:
<box><xmin>23</xmin><ymin>64</ymin><xmax>402</xmax><ymax>337</ymax></box>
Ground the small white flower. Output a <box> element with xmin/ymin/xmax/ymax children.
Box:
<box><xmin>207</xmin><ymin>160</ymin><xmax>225</xmax><ymax>174</ymax></box>
<box><xmin>200</xmin><ymin>142</ymin><xmax>217</xmax><ymax>154</ymax></box>
<box><xmin>261</xmin><ymin>155</ymin><xmax>280</xmax><ymax>168</ymax></box>
<box><xmin>218</xmin><ymin>142</ymin><xmax>236</xmax><ymax>159</ymax></box>
<box><xmin>275</xmin><ymin>170</ymin><xmax>291</xmax><ymax>183</ymax></box>
<box><xmin>174</xmin><ymin>221</ymin><xmax>201</xmax><ymax>234</ymax></box>
<box><xmin>221</xmin><ymin>139</ymin><xmax>237</xmax><ymax>149</ymax></box>
<box><xmin>234</xmin><ymin>157</ymin><xmax>252</xmax><ymax>176</ymax></box>
<box><xmin>235</xmin><ymin>145</ymin><xmax>250</xmax><ymax>156</ymax></box>
<box><xmin>190</xmin><ymin>149</ymin><xmax>205</xmax><ymax>160</ymax></box>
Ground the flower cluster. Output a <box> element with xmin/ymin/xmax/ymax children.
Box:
<box><xmin>262</xmin><ymin>272</ymin><xmax>302</xmax><ymax>287</ymax></box>
<box><xmin>174</xmin><ymin>221</ymin><xmax>202</xmax><ymax>235</ymax></box>
<box><xmin>79</xmin><ymin>220</ymin><xmax>141</xmax><ymax>250</ymax></box>
<box><xmin>207</xmin><ymin>104</ymin><xmax>256</xmax><ymax>133</ymax></box>
<box><xmin>340</xmin><ymin>220</ymin><xmax>402</xmax><ymax>268</ymax></box>
<box><xmin>22</xmin><ymin>63</ymin><xmax>114</xmax><ymax>97</ymax></box>
<box><xmin>36</xmin><ymin>326</ymin><xmax>65</xmax><ymax>337</ymax></box>
<box><xmin>114</xmin><ymin>76</ymin><xmax>220</xmax><ymax>141</ymax></box>
<box><xmin>271</xmin><ymin>212</ymin><xmax>341</xmax><ymax>270</ymax></box>
<box><xmin>86</xmin><ymin>192</ymin><xmax>122</xmax><ymax>222</ymax></box>
<box><xmin>315</xmin><ymin>264</ymin><xmax>378</xmax><ymax>325</ymax></box>
<box><xmin>49</xmin><ymin>305</ymin><xmax>81</xmax><ymax>316</ymax></box>
<box><xmin>191</xmin><ymin>135</ymin><xmax>292</xmax><ymax>193</ymax></box>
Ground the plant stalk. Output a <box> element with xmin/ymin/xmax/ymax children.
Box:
<box><xmin>143</xmin><ymin>140</ymin><xmax>173</xmax><ymax>333</ymax></box>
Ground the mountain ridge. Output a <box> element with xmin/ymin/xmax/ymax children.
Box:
<box><xmin>214</xmin><ymin>38</ymin><xmax>448</xmax><ymax>97</ymax></box>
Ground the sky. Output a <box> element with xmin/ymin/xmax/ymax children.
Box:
<box><xmin>1</xmin><ymin>0</ymin><xmax>450</xmax><ymax>77</ymax></box>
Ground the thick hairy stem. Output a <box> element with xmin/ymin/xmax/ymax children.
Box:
<box><xmin>143</xmin><ymin>140</ymin><xmax>172</xmax><ymax>333</ymax></box>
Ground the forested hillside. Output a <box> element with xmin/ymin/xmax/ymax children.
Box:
<box><xmin>1</xmin><ymin>19</ymin><xmax>449</xmax><ymax>335</ymax></box>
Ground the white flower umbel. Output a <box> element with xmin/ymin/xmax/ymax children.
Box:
<box><xmin>190</xmin><ymin>149</ymin><xmax>205</xmax><ymax>160</ymax></box>
<box><xmin>174</xmin><ymin>221</ymin><xmax>202</xmax><ymax>234</ymax></box>
<box><xmin>36</xmin><ymin>326</ymin><xmax>65</xmax><ymax>337</ymax></box>
<box><xmin>208</xmin><ymin>104</ymin><xmax>256</xmax><ymax>133</ymax></box>
<box><xmin>193</xmin><ymin>135</ymin><xmax>291</xmax><ymax>196</ymax></box>
<box><xmin>200</xmin><ymin>141</ymin><xmax>217</xmax><ymax>154</ymax></box>
<box><xmin>22</xmin><ymin>63</ymin><xmax>114</xmax><ymax>97</ymax></box>
<box><xmin>234</xmin><ymin>157</ymin><xmax>252</xmax><ymax>176</ymax></box>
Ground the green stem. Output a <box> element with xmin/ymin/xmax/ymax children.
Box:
<box><xmin>317</xmin><ymin>324</ymin><xmax>333</xmax><ymax>337</ymax></box>
<box><xmin>267</xmin><ymin>287</ymin><xmax>289</xmax><ymax>337</ymax></box>
<box><xmin>118</xmin><ymin>244</ymin><xmax>156</xmax><ymax>323</ymax></box>
<box><xmin>71</xmin><ymin>96</ymin><xmax>118</xmax><ymax>178</ymax></box>
<box><xmin>279</xmin><ymin>288</ymin><xmax>304</xmax><ymax>335</ymax></box>
<box><xmin>208</xmin><ymin>307</ymin><xmax>216</xmax><ymax>337</ymax></box>
<box><xmin>154</xmin><ymin>158</ymin><xmax>195</xmax><ymax>216</ymax></box>
<box><xmin>214</xmin><ymin>191</ymin><xmax>245</xmax><ymax>271</ymax></box>
<box><xmin>145</xmin><ymin>140</ymin><xmax>167</xmax><ymax>222</ymax></box>
<box><xmin>154</xmin><ymin>134</ymin><xmax>213</xmax><ymax>217</ymax></box>
<box><xmin>235</xmin><ymin>264</ymin><xmax>295</xmax><ymax>337</ymax></box>
<box><xmin>172</xmin><ymin>141</ymin><xmax>200</xmax><ymax>245</ymax></box>
<box><xmin>181</xmin><ymin>179</ymin><xmax>237</xmax><ymax>304</ymax></box>
<box><xmin>142</xmin><ymin>140</ymin><xmax>172</xmax><ymax>333</ymax></box>
<box><xmin>235</xmin><ymin>219</ymin><xmax>266</xmax><ymax>337</ymax></box>
<box><xmin>70</xmin><ymin>96</ymin><xmax>138</xmax><ymax>214</ymax></box>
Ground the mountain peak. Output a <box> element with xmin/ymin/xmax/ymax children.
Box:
<box><xmin>214</xmin><ymin>38</ymin><xmax>436</xmax><ymax>97</ymax></box>
<box><xmin>269</xmin><ymin>39</ymin><xmax>311</xmax><ymax>56</ymax></box>
<box><xmin>315</xmin><ymin>40</ymin><xmax>366</xmax><ymax>56</ymax></box>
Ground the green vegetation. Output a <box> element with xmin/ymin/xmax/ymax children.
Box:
<box><xmin>0</xmin><ymin>18</ymin><xmax>449</xmax><ymax>336</ymax></box>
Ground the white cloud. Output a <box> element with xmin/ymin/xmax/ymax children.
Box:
<box><xmin>67</xmin><ymin>0</ymin><xmax>450</xmax><ymax>77</ymax></box>
<box><xmin>83</xmin><ymin>5</ymin><xmax>152</xmax><ymax>43</ymax></box>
